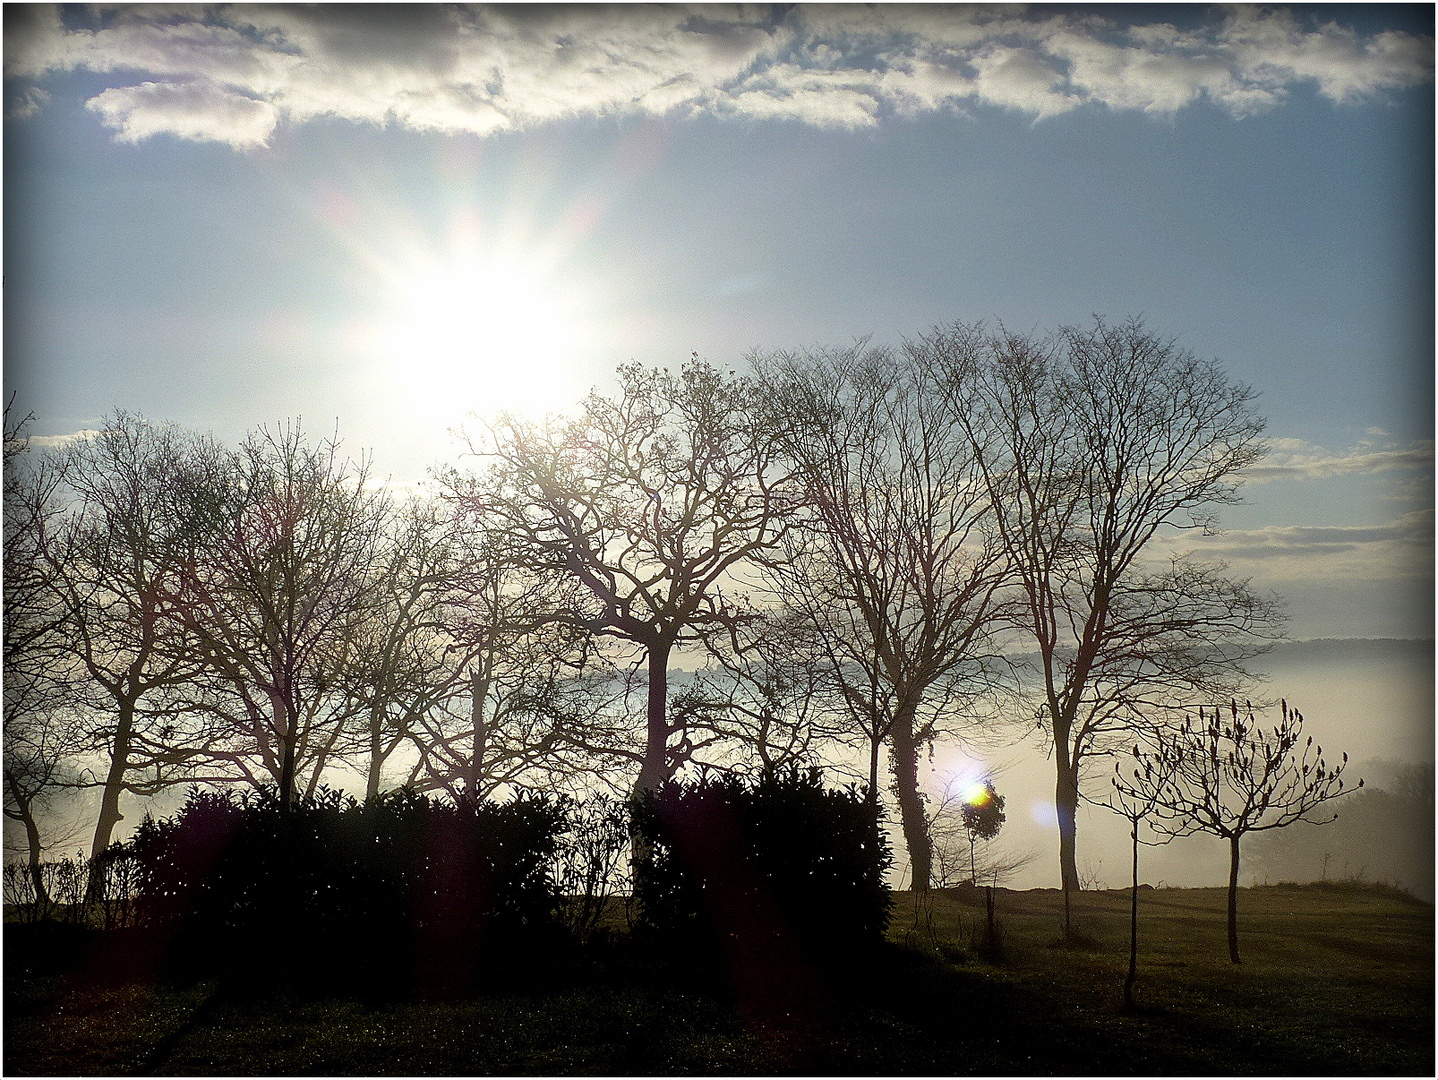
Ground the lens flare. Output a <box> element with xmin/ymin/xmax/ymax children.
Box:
<box><xmin>961</xmin><ymin>782</ymin><xmax>993</xmax><ymax>807</ymax></box>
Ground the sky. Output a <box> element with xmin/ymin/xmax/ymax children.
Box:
<box><xmin>3</xmin><ymin>4</ymin><xmax>1433</xmax><ymax>883</ymax></box>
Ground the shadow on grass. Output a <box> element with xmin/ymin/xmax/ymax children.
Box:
<box><xmin>6</xmin><ymin>886</ymin><xmax>1433</xmax><ymax>1077</ymax></box>
<box><xmin>2</xmin><ymin>923</ymin><xmax>1120</xmax><ymax>1075</ymax></box>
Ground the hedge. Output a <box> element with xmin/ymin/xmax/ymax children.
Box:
<box><xmin>127</xmin><ymin>785</ymin><xmax>566</xmax><ymax>993</ymax></box>
<box><xmin>630</xmin><ymin>767</ymin><xmax>892</xmax><ymax>967</ymax></box>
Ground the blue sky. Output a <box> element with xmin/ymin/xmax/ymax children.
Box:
<box><xmin>4</xmin><ymin>3</ymin><xmax>1434</xmax><ymax>642</ymax></box>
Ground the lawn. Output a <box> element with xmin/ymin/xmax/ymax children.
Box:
<box><xmin>6</xmin><ymin>882</ymin><xmax>1431</xmax><ymax>1075</ymax></box>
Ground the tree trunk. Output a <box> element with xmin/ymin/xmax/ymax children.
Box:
<box><xmin>14</xmin><ymin>793</ymin><xmax>50</xmax><ymax>912</ymax></box>
<box><xmin>270</xmin><ymin>682</ymin><xmax>298</xmax><ymax>807</ymax></box>
<box><xmin>1227</xmin><ymin>834</ymin><xmax>1242</xmax><ymax>964</ymax></box>
<box><xmin>469</xmin><ymin>667</ymin><xmax>489</xmax><ymax>799</ymax></box>
<box><xmin>1054</xmin><ymin>747</ymin><xmax>1081</xmax><ymax>893</ymax></box>
<box><xmin>890</xmin><ymin>704</ymin><xmax>931</xmax><ymax>891</ymax></box>
<box><xmin>278</xmin><ymin>733</ymin><xmax>297</xmax><ymax>804</ymax></box>
<box><xmin>1124</xmin><ymin>820</ymin><xmax>1139</xmax><ymax>1009</ymax></box>
<box><xmin>366</xmin><ymin>711</ymin><xmax>384</xmax><ymax>801</ymax></box>
<box><xmin>868</xmin><ymin>737</ymin><xmax>881</xmax><ymax>805</ymax></box>
<box><xmin>635</xmin><ymin>639</ymin><xmax>672</xmax><ymax>795</ymax></box>
<box><xmin>87</xmin><ymin>698</ymin><xmax>135</xmax><ymax>902</ymax></box>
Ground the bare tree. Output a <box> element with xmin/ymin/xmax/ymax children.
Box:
<box><xmin>448</xmin><ymin>360</ymin><xmax>791</xmax><ymax>796</ymax></box>
<box><xmin>398</xmin><ymin>521</ymin><xmax>633</xmax><ymax>801</ymax></box>
<box><xmin>1117</xmin><ymin>700</ymin><xmax>1357</xmax><ymax>963</ymax></box>
<box><xmin>41</xmin><ymin>413</ymin><xmax>229</xmax><ymax>890</ymax></box>
<box><xmin>329</xmin><ymin>492</ymin><xmax>603</xmax><ymax>802</ymax></box>
<box><xmin>1103</xmin><ymin>743</ymin><xmax>1184</xmax><ymax>1008</ymax></box>
<box><xmin>2</xmin><ymin>402</ymin><xmax>85</xmax><ymax>896</ymax></box>
<box><xmin>669</xmin><ymin>604</ymin><xmax>836</xmax><ymax>775</ymax></box>
<box><xmin>928</xmin><ymin>317</ymin><xmax>1280</xmax><ymax>906</ymax></box>
<box><xmin>754</xmin><ymin>342</ymin><xmax>1009</xmax><ymax>890</ymax></box>
<box><xmin>3</xmin><ymin>400</ymin><xmax>69</xmax><ymax>721</ymax></box>
<box><xmin>341</xmin><ymin>494</ymin><xmax>474</xmax><ymax>799</ymax></box>
<box><xmin>168</xmin><ymin>422</ymin><xmax>390</xmax><ymax>804</ymax></box>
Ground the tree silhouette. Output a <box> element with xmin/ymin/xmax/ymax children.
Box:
<box><xmin>45</xmin><ymin>414</ymin><xmax>231</xmax><ymax>893</ymax></box>
<box><xmin>2</xmin><ymin>402</ymin><xmax>83</xmax><ymax>900</ymax></box>
<box><xmin>168</xmin><ymin>423</ymin><xmax>391</xmax><ymax>805</ymax></box>
<box><xmin>340</xmin><ymin>496</ymin><xmax>621</xmax><ymax>802</ymax></box>
<box><xmin>928</xmin><ymin>317</ymin><xmax>1279</xmax><ymax>917</ymax></box>
<box><xmin>1116</xmin><ymin>700</ymin><xmax>1358</xmax><ymax>963</ymax></box>
<box><xmin>959</xmin><ymin>781</ymin><xmax>1006</xmax><ymax>886</ymax></box>
<box><xmin>1103</xmin><ymin>743</ymin><xmax>1183</xmax><ymax>1008</ymax></box>
<box><xmin>669</xmin><ymin>604</ymin><xmax>835</xmax><ymax>776</ymax></box>
<box><xmin>755</xmin><ymin>342</ymin><xmax>1008</xmax><ymax>890</ymax></box>
<box><xmin>450</xmin><ymin>360</ymin><xmax>791</xmax><ymax>796</ymax></box>
<box><xmin>3</xmin><ymin>401</ymin><xmax>69</xmax><ymax>734</ymax></box>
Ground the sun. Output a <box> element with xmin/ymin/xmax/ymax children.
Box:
<box><xmin>375</xmin><ymin>251</ymin><xmax>587</xmax><ymax>422</ymax></box>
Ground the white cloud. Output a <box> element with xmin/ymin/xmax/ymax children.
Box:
<box><xmin>968</xmin><ymin>45</ymin><xmax>1076</xmax><ymax>118</ymax></box>
<box><xmin>25</xmin><ymin>429</ymin><xmax>104</xmax><ymax>448</ymax></box>
<box><xmin>729</xmin><ymin>61</ymin><xmax>887</xmax><ymax>127</ymax></box>
<box><xmin>1249</xmin><ymin>437</ymin><xmax>1435</xmax><ymax>483</ymax></box>
<box><xmin>728</xmin><ymin>84</ymin><xmax>881</xmax><ymax>128</ymax></box>
<box><xmin>87</xmin><ymin>79</ymin><xmax>279</xmax><ymax>148</ymax></box>
<box><xmin>1043</xmin><ymin>29</ymin><xmax>1235</xmax><ymax>114</ymax></box>
<box><xmin>4</xmin><ymin>4</ymin><xmax>1431</xmax><ymax>149</ymax></box>
<box><xmin>1219</xmin><ymin>7</ymin><xmax>1434</xmax><ymax>105</ymax></box>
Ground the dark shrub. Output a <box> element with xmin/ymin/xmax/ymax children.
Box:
<box><xmin>127</xmin><ymin>785</ymin><xmax>566</xmax><ymax>994</ymax></box>
<box><xmin>631</xmin><ymin>767</ymin><xmax>892</xmax><ymax>970</ymax></box>
<box><xmin>553</xmin><ymin>794</ymin><xmax>631</xmax><ymax>942</ymax></box>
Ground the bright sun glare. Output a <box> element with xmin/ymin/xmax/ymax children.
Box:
<box><xmin>961</xmin><ymin>782</ymin><xmax>992</xmax><ymax>808</ymax></box>
<box><xmin>377</xmin><ymin>253</ymin><xmax>586</xmax><ymax>422</ymax></box>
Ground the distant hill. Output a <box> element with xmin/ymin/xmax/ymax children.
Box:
<box><xmin>998</xmin><ymin>637</ymin><xmax>1433</xmax><ymax>677</ymax></box>
<box><xmin>1265</xmin><ymin>637</ymin><xmax>1433</xmax><ymax>666</ymax></box>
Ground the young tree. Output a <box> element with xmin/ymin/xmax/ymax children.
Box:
<box><xmin>1104</xmin><ymin>744</ymin><xmax>1183</xmax><ymax>1009</ymax></box>
<box><xmin>448</xmin><ymin>360</ymin><xmax>791</xmax><ymax>796</ymax></box>
<box><xmin>1119</xmin><ymin>700</ymin><xmax>1358</xmax><ymax>963</ymax></box>
<box><xmin>929</xmin><ymin>776</ymin><xmax>1029</xmax><ymax>889</ymax></box>
<box><xmin>755</xmin><ymin>342</ymin><xmax>1009</xmax><ymax>890</ymax></box>
<box><xmin>959</xmin><ymin>781</ymin><xmax>1006</xmax><ymax>885</ymax></box>
<box><xmin>927</xmin><ymin>318</ymin><xmax>1281</xmax><ymax>905</ymax></box>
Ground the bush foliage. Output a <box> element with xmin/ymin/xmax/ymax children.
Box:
<box><xmin>128</xmin><ymin>785</ymin><xmax>567</xmax><ymax>992</ymax></box>
<box><xmin>631</xmin><ymin>767</ymin><xmax>892</xmax><ymax>964</ymax></box>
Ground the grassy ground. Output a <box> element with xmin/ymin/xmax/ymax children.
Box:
<box><xmin>6</xmin><ymin>882</ymin><xmax>1431</xmax><ymax>1075</ymax></box>
<box><xmin>891</xmin><ymin>882</ymin><xmax>1433</xmax><ymax>1074</ymax></box>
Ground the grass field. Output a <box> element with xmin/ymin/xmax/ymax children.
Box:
<box><xmin>6</xmin><ymin>882</ymin><xmax>1431</xmax><ymax>1075</ymax></box>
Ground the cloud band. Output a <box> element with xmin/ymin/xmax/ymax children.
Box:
<box><xmin>5</xmin><ymin>4</ymin><xmax>1432</xmax><ymax>149</ymax></box>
